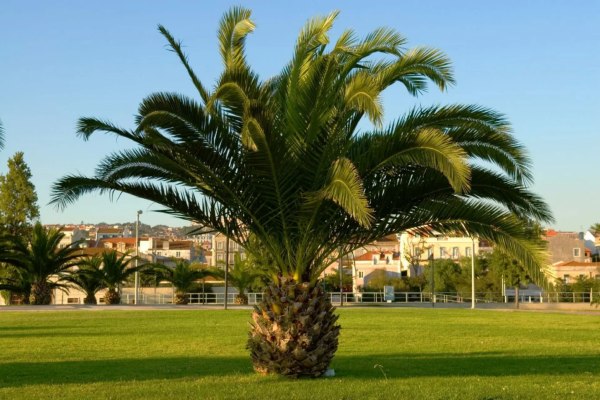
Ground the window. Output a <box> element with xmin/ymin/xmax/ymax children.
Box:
<box><xmin>414</xmin><ymin>247</ymin><xmax>421</xmax><ymax>257</ymax></box>
<box><xmin>564</xmin><ymin>274</ymin><xmax>570</xmax><ymax>284</ymax></box>
<box><xmin>358</xmin><ymin>271</ymin><xmax>364</xmax><ymax>278</ymax></box>
<box><xmin>427</xmin><ymin>248</ymin><xmax>433</xmax><ymax>259</ymax></box>
<box><xmin>373</xmin><ymin>256</ymin><xmax>378</xmax><ymax>265</ymax></box>
<box><xmin>386</xmin><ymin>256</ymin><xmax>391</xmax><ymax>264</ymax></box>
<box><xmin>175</xmin><ymin>251</ymin><xmax>181</xmax><ymax>257</ymax></box>
<box><xmin>440</xmin><ymin>247</ymin><xmax>447</xmax><ymax>258</ymax></box>
<box><xmin>217</xmin><ymin>254</ymin><xmax>224</xmax><ymax>261</ymax></box>
<box><xmin>465</xmin><ymin>247</ymin><xmax>472</xmax><ymax>257</ymax></box>
<box><xmin>573</xmin><ymin>248</ymin><xmax>581</xmax><ymax>257</ymax></box>
<box><xmin>217</xmin><ymin>241</ymin><xmax>224</xmax><ymax>250</ymax></box>
<box><xmin>67</xmin><ymin>298</ymin><xmax>80</xmax><ymax>304</ymax></box>
<box><xmin>452</xmin><ymin>247</ymin><xmax>459</xmax><ymax>259</ymax></box>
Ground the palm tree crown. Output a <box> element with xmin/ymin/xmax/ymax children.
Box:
<box><xmin>62</xmin><ymin>256</ymin><xmax>107</xmax><ymax>304</ymax></box>
<box><xmin>52</xmin><ymin>7</ymin><xmax>552</xmax><ymax>283</ymax></box>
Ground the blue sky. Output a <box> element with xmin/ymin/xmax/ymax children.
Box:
<box><xmin>0</xmin><ymin>1</ymin><xmax>598</xmax><ymax>229</ymax></box>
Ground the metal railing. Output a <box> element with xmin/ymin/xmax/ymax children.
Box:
<box><xmin>45</xmin><ymin>290</ymin><xmax>596</xmax><ymax>306</ymax></box>
<box><xmin>122</xmin><ymin>290</ymin><xmax>597</xmax><ymax>305</ymax></box>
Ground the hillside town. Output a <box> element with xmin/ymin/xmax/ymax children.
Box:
<box><xmin>2</xmin><ymin>221</ymin><xmax>594</xmax><ymax>306</ymax></box>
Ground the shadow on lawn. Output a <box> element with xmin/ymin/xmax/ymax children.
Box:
<box><xmin>1</xmin><ymin>352</ymin><xmax>599</xmax><ymax>387</ymax></box>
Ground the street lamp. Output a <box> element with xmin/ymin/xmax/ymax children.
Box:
<box><xmin>471</xmin><ymin>236</ymin><xmax>476</xmax><ymax>309</ymax></box>
<box><xmin>224</xmin><ymin>222</ymin><xmax>229</xmax><ymax>310</ymax></box>
<box><xmin>134</xmin><ymin>210</ymin><xmax>142</xmax><ymax>305</ymax></box>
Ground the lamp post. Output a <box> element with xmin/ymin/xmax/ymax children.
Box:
<box><xmin>430</xmin><ymin>251</ymin><xmax>435</xmax><ymax>308</ymax></box>
<box><xmin>471</xmin><ymin>236</ymin><xmax>476</xmax><ymax>309</ymax></box>
<box><xmin>134</xmin><ymin>210</ymin><xmax>142</xmax><ymax>305</ymax></box>
<box><xmin>338</xmin><ymin>250</ymin><xmax>344</xmax><ymax>306</ymax></box>
<box><xmin>224</xmin><ymin>222</ymin><xmax>229</xmax><ymax>310</ymax></box>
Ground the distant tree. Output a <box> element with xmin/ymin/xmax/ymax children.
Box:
<box><xmin>62</xmin><ymin>257</ymin><xmax>107</xmax><ymax>304</ymax></box>
<box><xmin>0</xmin><ymin>152</ymin><xmax>40</xmax><ymax>237</ymax></box>
<box><xmin>487</xmin><ymin>249</ymin><xmax>533</xmax><ymax>308</ymax></box>
<box><xmin>423</xmin><ymin>259</ymin><xmax>462</xmax><ymax>293</ymax></box>
<box><xmin>92</xmin><ymin>251</ymin><xmax>141</xmax><ymax>304</ymax></box>
<box><xmin>0</xmin><ymin>262</ymin><xmax>31</xmax><ymax>304</ymax></box>
<box><xmin>215</xmin><ymin>253</ymin><xmax>265</xmax><ymax>304</ymax></box>
<box><xmin>589</xmin><ymin>223</ymin><xmax>600</xmax><ymax>235</ymax></box>
<box><xmin>322</xmin><ymin>268</ymin><xmax>353</xmax><ymax>292</ymax></box>
<box><xmin>152</xmin><ymin>260</ymin><xmax>214</xmax><ymax>304</ymax></box>
<box><xmin>0</xmin><ymin>223</ymin><xmax>82</xmax><ymax>304</ymax></box>
<box><xmin>362</xmin><ymin>268</ymin><xmax>409</xmax><ymax>292</ymax></box>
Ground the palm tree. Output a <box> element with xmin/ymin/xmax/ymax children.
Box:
<box><xmin>215</xmin><ymin>254</ymin><xmax>264</xmax><ymax>305</ymax></box>
<box><xmin>52</xmin><ymin>7</ymin><xmax>552</xmax><ymax>376</ymax></box>
<box><xmin>92</xmin><ymin>250</ymin><xmax>140</xmax><ymax>305</ymax></box>
<box><xmin>0</xmin><ymin>263</ymin><xmax>32</xmax><ymax>304</ymax></box>
<box><xmin>152</xmin><ymin>261</ymin><xmax>214</xmax><ymax>304</ymax></box>
<box><xmin>0</xmin><ymin>223</ymin><xmax>82</xmax><ymax>305</ymax></box>
<box><xmin>62</xmin><ymin>256</ymin><xmax>106</xmax><ymax>304</ymax></box>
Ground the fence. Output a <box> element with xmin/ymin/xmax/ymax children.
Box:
<box><xmin>114</xmin><ymin>290</ymin><xmax>596</xmax><ymax>306</ymax></box>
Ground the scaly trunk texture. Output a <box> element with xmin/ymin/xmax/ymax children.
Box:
<box><xmin>84</xmin><ymin>294</ymin><xmax>97</xmax><ymax>304</ymax></box>
<box><xmin>234</xmin><ymin>293</ymin><xmax>248</xmax><ymax>305</ymax></box>
<box><xmin>247</xmin><ymin>278</ymin><xmax>340</xmax><ymax>377</ymax></box>
<box><xmin>29</xmin><ymin>281</ymin><xmax>52</xmax><ymax>305</ymax></box>
<box><xmin>104</xmin><ymin>289</ymin><xmax>120</xmax><ymax>305</ymax></box>
<box><xmin>174</xmin><ymin>293</ymin><xmax>188</xmax><ymax>305</ymax></box>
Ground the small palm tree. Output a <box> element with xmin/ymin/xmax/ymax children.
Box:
<box><xmin>215</xmin><ymin>254</ymin><xmax>264</xmax><ymax>305</ymax></box>
<box><xmin>93</xmin><ymin>250</ymin><xmax>140</xmax><ymax>305</ymax></box>
<box><xmin>152</xmin><ymin>261</ymin><xmax>213</xmax><ymax>304</ymax></box>
<box><xmin>0</xmin><ymin>263</ymin><xmax>32</xmax><ymax>304</ymax></box>
<box><xmin>62</xmin><ymin>256</ymin><xmax>106</xmax><ymax>304</ymax></box>
<box><xmin>0</xmin><ymin>223</ymin><xmax>82</xmax><ymax>305</ymax></box>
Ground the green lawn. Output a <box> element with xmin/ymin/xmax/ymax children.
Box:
<box><xmin>0</xmin><ymin>308</ymin><xmax>599</xmax><ymax>400</ymax></box>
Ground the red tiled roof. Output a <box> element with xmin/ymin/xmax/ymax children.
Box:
<box><xmin>354</xmin><ymin>251</ymin><xmax>398</xmax><ymax>261</ymax></box>
<box><xmin>554</xmin><ymin>261</ymin><xmax>600</xmax><ymax>267</ymax></box>
<box><xmin>100</xmin><ymin>237</ymin><xmax>136</xmax><ymax>245</ymax></box>
<box><xmin>377</xmin><ymin>234</ymin><xmax>399</xmax><ymax>242</ymax></box>
<box><xmin>72</xmin><ymin>248</ymin><xmax>126</xmax><ymax>257</ymax></box>
<box><xmin>545</xmin><ymin>229</ymin><xmax>558</xmax><ymax>237</ymax></box>
<box><xmin>97</xmin><ymin>228</ymin><xmax>122</xmax><ymax>234</ymax></box>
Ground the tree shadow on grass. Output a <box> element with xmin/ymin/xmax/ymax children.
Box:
<box><xmin>1</xmin><ymin>352</ymin><xmax>599</xmax><ymax>388</ymax></box>
<box><xmin>332</xmin><ymin>352</ymin><xmax>600</xmax><ymax>379</ymax></box>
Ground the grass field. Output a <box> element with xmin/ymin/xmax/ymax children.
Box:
<box><xmin>0</xmin><ymin>308</ymin><xmax>599</xmax><ymax>400</ymax></box>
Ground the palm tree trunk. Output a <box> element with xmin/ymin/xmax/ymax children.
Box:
<box><xmin>104</xmin><ymin>288</ymin><xmax>121</xmax><ymax>305</ymax></box>
<box><xmin>29</xmin><ymin>281</ymin><xmax>52</xmax><ymax>305</ymax></box>
<box><xmin>247</xmin><ymin>278</ymin><xmax>340</xmax><ymax>377</ymax></box>
<box><xmin>84</xmin><ymin>294</ymin><xmax>97</xmax><ymax>304</ymax></box>
<box><xmin>234</xmin><ymin>293</ymin><xmax>248</xmax><ymax>305</ymax></box>
<box><xmin>174</xmin><ymin>292</ymin><xmax>188</xmax><ymax>305</ymax></box>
